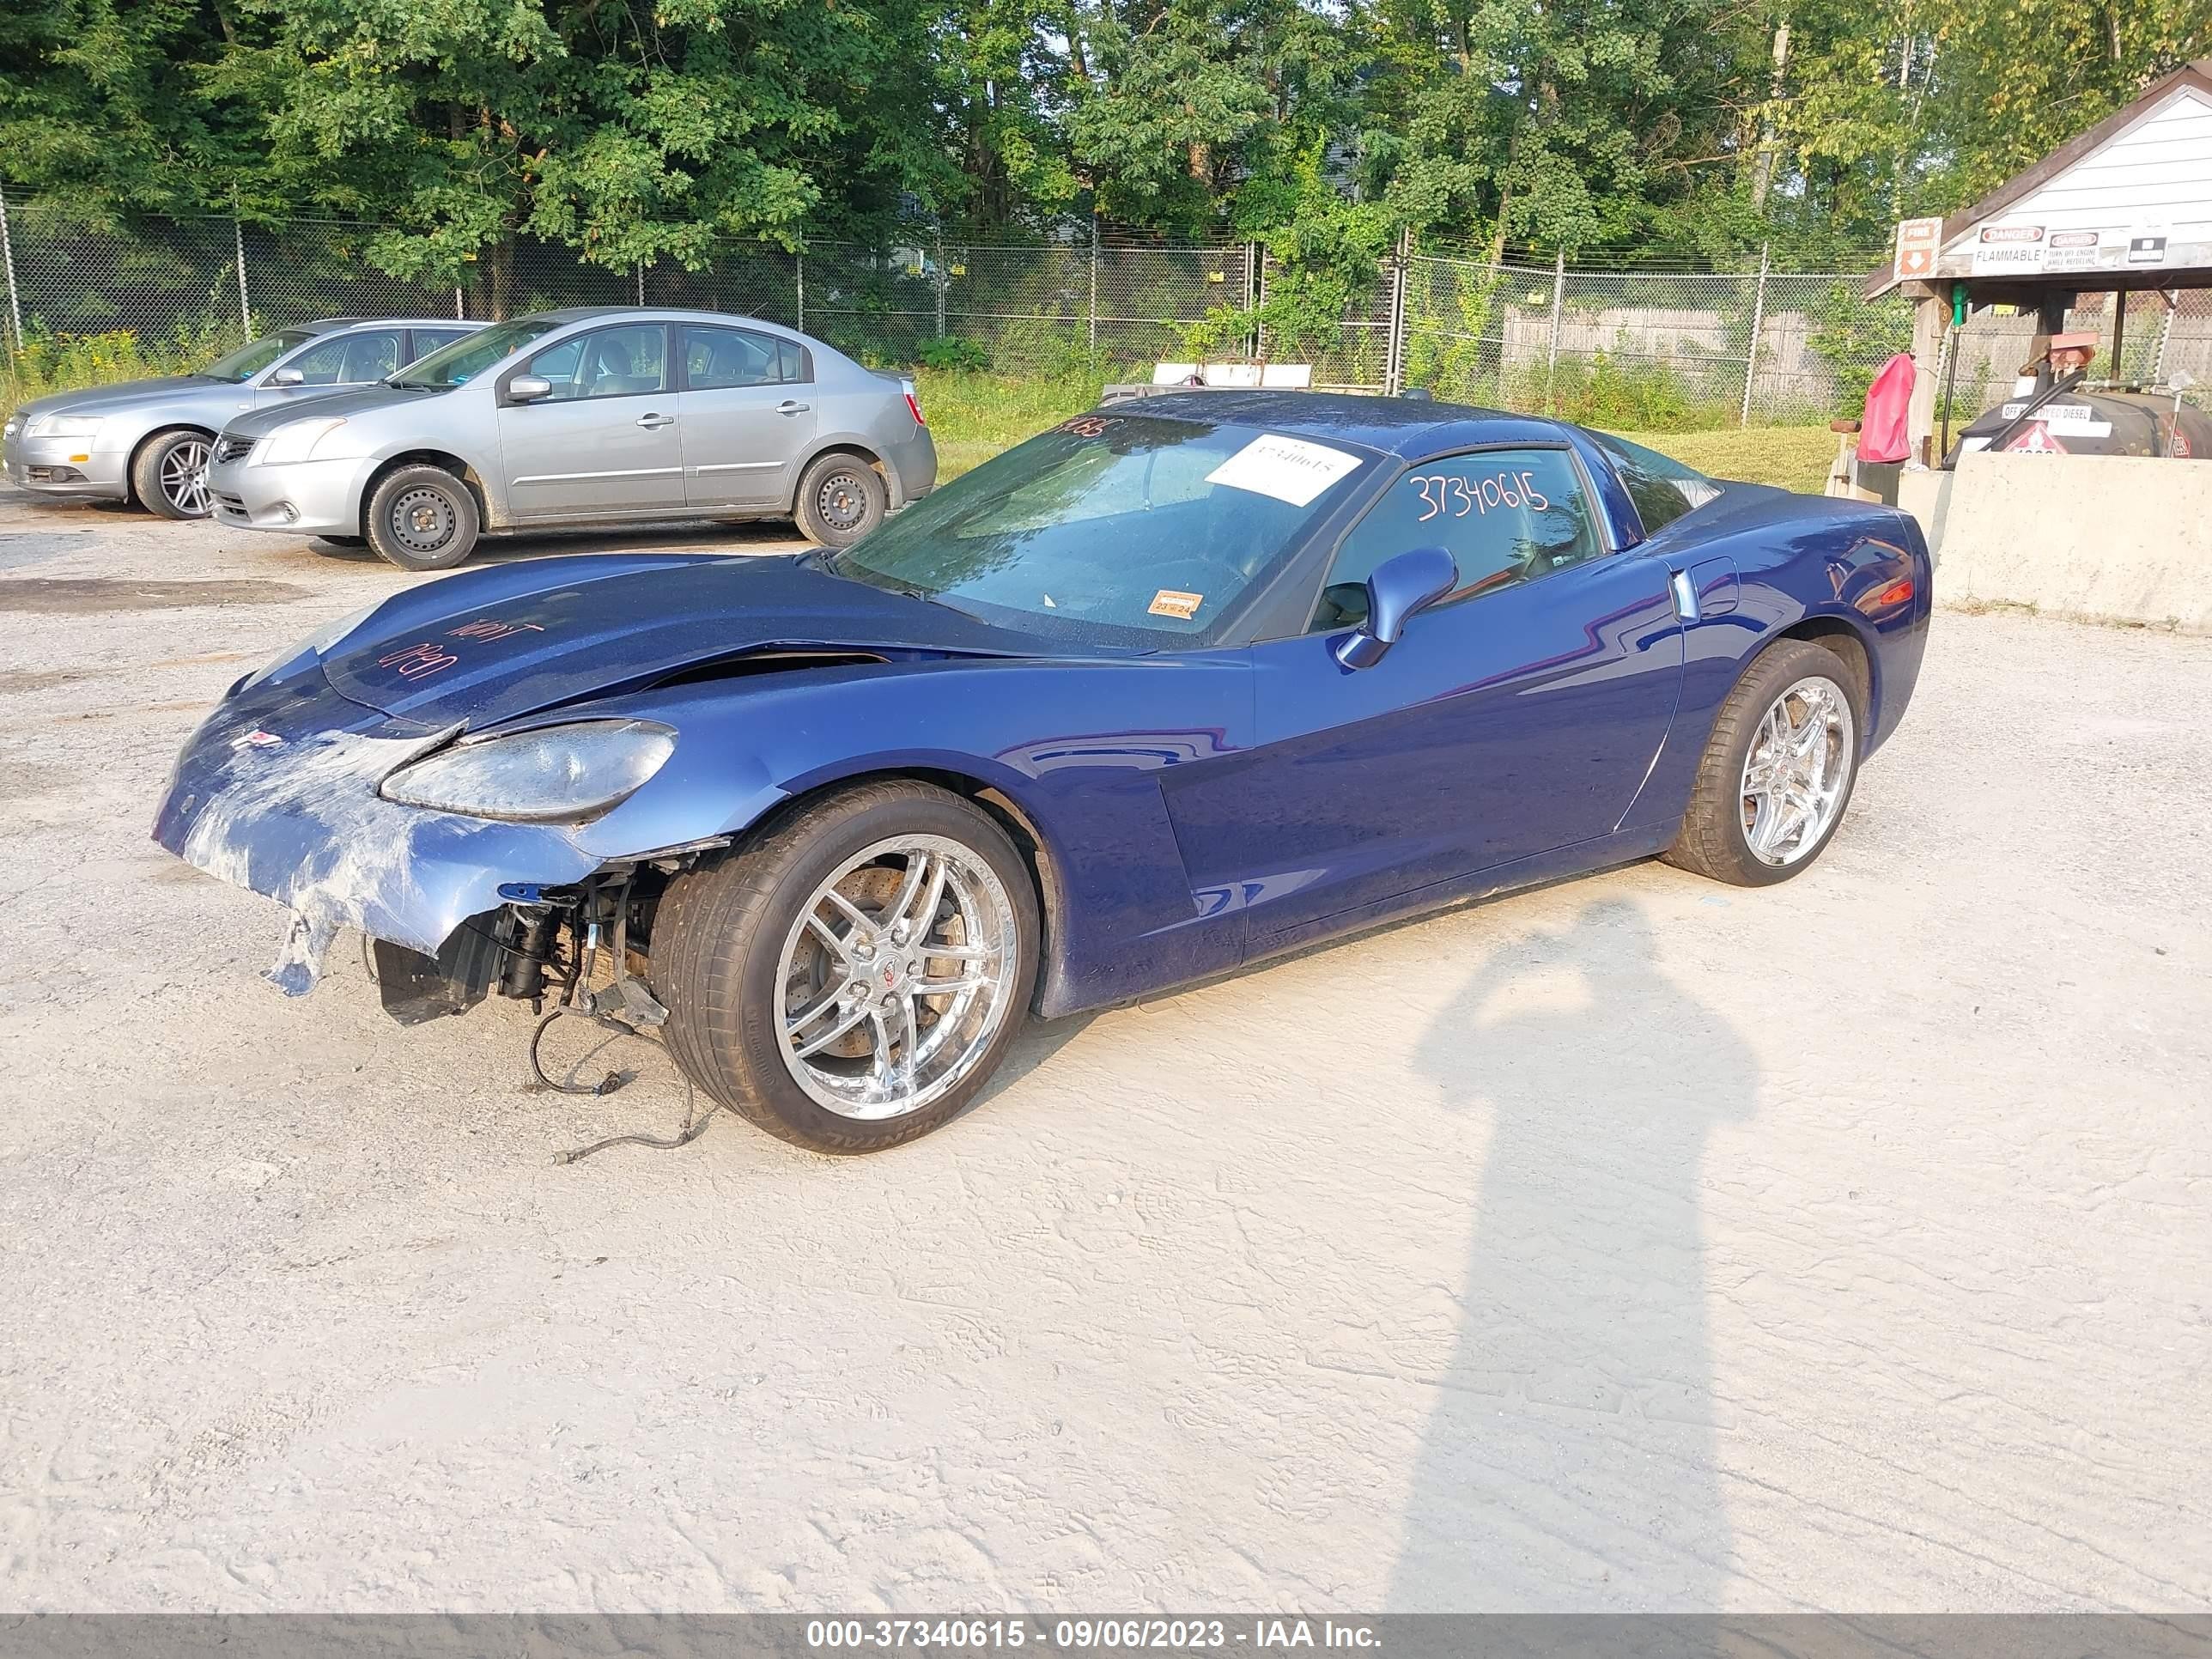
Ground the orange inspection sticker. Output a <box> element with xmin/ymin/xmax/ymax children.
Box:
<box><xmin>1148</xmin><ymin>589</ymin><xmax>1203</xmax><ymax>619</ymax></box>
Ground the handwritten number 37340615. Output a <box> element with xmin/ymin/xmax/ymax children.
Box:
<box><xmin>1410</xmin><ymin>471</ymin><xmax>1549</xmax><ymax>521</ymax></box>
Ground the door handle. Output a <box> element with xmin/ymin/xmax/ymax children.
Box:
<box><xmin>776</xmin><ymin>399</ymin><xmax>811</xmax><ymax>415</ymax></box>
<box><xmin>635</xmin><ymin>412</ymin><xmax>676</xmax><ymax>428</ymax></box>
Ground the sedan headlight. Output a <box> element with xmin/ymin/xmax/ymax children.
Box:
<box><xmin>29</xmin><ymin>413</ymin><xmax>103</xmax><ymax>439</ymax></box>
<box><xmin>379</xmin><ymin>720</ymin><xmax>675</xmax><ymax>823</ymax></box>
<box><xmin>252</xmin><ymin>416</ymin><xmax>349</xmax><ymax>466</ymax></box>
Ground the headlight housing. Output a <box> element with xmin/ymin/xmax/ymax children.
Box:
<box><xmin>379</xmin><ymin>720</ymin><xmax>675</xmax><ymax>823</ymax></box>
<box><xmin>252</xmin><ymin>416</ymin><xmax>349</xmax><ymax>466</ymax></box>
<box><xmin>29</xmin><ymin>413</ymin><xmax>103</xmax><ymax>439</ymax></box>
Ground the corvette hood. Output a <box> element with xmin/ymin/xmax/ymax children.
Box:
<box><xmin>319</xmin><ymin>551</ymin><xmax>1075</xmax><ymax>726</ymax></box>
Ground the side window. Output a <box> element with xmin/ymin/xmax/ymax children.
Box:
<box><xmin>526</xmin><ymin>325</ymin><xmax>667</xmax><ymax>399</ymax></box>
<box><xmin>408</xmin><ymin>327</ymin><xmax>472</xmax><ymax>358</ymax></box>
<box><xmin>283</xmin><ymin>330</ymin><xmax>402</xmax><ymax>386</ymax></box>
<box><xmin>1311</xmin><ymin>447</ymin><xmax>1601</xmax><ymax>631</ymax></box>
<box><xmin>778</xmin><ymin>338</ymin><xmax>811</xmax><ymax>384</ymax></box>
<box><xmin>1593</xmin><ymin>432</ymin><xmax>1722</xmax><ymax>534</ymax></box>
<box><xmin>682</xmin><ymin>325</ymin><xmax>793</xmax><ymax>391</ymax></box>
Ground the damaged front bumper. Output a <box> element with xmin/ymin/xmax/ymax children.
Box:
<box><xmin>153</xmin><ymin>671</ymin><xmax>603</xmax><ymax>994</ymax></box>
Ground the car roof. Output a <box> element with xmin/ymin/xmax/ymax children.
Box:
<box><xmin>511</xmin><ymin>306</ymin><xmax>803</xmax><ymax>332</ymax></box>
<box><xmin>1114</xmin><ymin>389</ymin><xmax>1581</xmax><ymax>459</ymax></box>
<box><xmin>301</xmin><ymin>316</ymin><xmax>484</xmax><ymax>332</ymax></box>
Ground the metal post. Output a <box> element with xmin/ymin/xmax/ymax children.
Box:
<box><xmin>454</xmin><ymin>286</ymin><xmax>465</xmax><ymax>320</ymax></box>
<box><xmin>934</xmin><ymin>238</ymin><xmax>948</xmax><ymax>339</ymax></box>
<box><xmin>795</xmin><ymin>251</ymin><xmax>805</xmax><ymax>335</ymax></box>
<box><xmin>234</xmin><ymin>213</ymin><xmax>252</xmax><ymax>339</ymax></box>
<box><xmin>1740</xmin><ymin>242</ymin><xmax>1771</xmax><ymax>427</ymax></box>
<box><xmin>636</xmin><ymin>262</ymin><xmax>647</xmax><ymax>307</ymax></box>
<box><xmin>2109</xmin><ymin>286</ymin><xmax>2128</xmax><ymax>382</ymax></box>
<box><xmin>1384</xmin><ymin>226</ymin><xmax>1411</xmax><ymax>395</ymax></box>
<box><xmin>1087</xmin><ymin>225</ymin><xmax>1098</xmax><ymax>356</ymax></box>
<box><xmin>1253</xmin><ymin>244</ymin><xmax>1269</xmax><ymax>362</ymax></box>
<box><xmin>1543</xmin><ymin>248</ymin><xmax>1565</xmax><ymax>413</ymax></box>
<box><xmin>0</xmin><ymin>185</ymin><xmax>24</xmax><ymax>359</ymax></box>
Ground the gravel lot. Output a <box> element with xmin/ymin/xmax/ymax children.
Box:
<box><xmin>1</xmin><ymin>487</ymin><xmax>2207</xmax><ymax>1613</ymax></box>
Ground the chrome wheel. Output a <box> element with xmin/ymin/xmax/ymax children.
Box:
<box><xmin>389</xmin><ymin>486</ymin><xmax>458</xmax><ymax>556</ymax></box>
<box><xmin>775</xmin><ymin>834</ymin><xmax>1019</xmax><ymax>1120</ymax></box>
<box><xmin>1741</xmin><ymin>674</ymin><xmax>1855</xmax><ymax>866</ymax></box>
<box><xmin>161</xmin><ymin>439</ymin><xmax>212</xmax><ymax>515</ymax></box>
<box><xmin>814</xmin><ymin>471</ymin><xmax>871</xmax><ymax>536</ymax></box>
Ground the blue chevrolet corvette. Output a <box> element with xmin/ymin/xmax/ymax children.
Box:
<box><xmin>156</xmin><ymin>392</ymin><xmax>1929</xmax><ymax>1152</ymax></box>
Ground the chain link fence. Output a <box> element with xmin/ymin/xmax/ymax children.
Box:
<box><xmin>6</xmin><ymin>192</ymin><xmax>2206</xmax><ymax>430</ymax></box>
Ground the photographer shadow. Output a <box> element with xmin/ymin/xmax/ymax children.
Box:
<box><xmin>1390</xmin><ymin>896</ymin><xmax>1757</xmax><ymax>1609</ymax></box>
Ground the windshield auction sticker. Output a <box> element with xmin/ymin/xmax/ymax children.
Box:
<box><xmin>1206</xmin><ymin>433</ymin><xmax>1362</xmax><ymax>506</ymax></box>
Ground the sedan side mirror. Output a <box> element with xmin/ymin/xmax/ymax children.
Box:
<box><xmin>507</xmin><ymin>375</ymin><xmax>553</xmax><ymax>404</ymax></box>
<box><xmin>268</xmin><ymin>368</ymin><xmax>304</xmax><ymax>387</ymax></box>
<box><xmin>1333</xmin><ymin>545</ymin><xmax>1459</xmax><ymax>670</ymax></box>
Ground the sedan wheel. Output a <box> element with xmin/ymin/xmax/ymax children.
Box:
<box><xmin>793</xmin><ymin>453</ymin><xmax>888</xmax><ymax>548</ymax></box>
<box><xmin>362</xmin><ymin>464</ymin><xmax>482</xmax><ymax>571</ymax></box>
<box><xmin>131</xmin><ymin>431</ymin><xmax>216</xmax><ymax>520</ymax></box>
<box><xmin>1665</xmin><ymin>638</ymin><xmax>1864</xmax><ymax>887</ymax></box>
<box><xmin>654</xmin><ymin>781</ymin><xmax>1040</xmax><ymax>1153</ymax></box>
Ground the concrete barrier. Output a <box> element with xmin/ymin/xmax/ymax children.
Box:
<box><xmin>1929</xmin><ymin>452</ymin><xmax>2212</xmax><ymax>633</ymax></box>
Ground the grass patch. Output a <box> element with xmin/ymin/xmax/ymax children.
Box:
<box><xmin>915</xmin><ymin>368</ymin><xmax>1107</xmax><ymax>479</ymax></box>
<box><xmin>1610</xmin><ymin>425</ymin><xmax>1835</xmax><ymax>495</ymax></box>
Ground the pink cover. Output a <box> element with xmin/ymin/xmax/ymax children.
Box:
<box><xmin>1858</xmin><ymin>351</ymin><xmax>1916</xmax><ymax>464</ymax></box>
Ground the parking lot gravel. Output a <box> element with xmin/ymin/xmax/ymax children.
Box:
<box><xmin>1</xmin><ymin>488</ymin><xmax>2208</xmax><ymax>1613</ymax></box>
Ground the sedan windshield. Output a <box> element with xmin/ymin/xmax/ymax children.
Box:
<box><xmin>832</xmin><ymin>413</ymin><xmax>1377</xmax><ymax>645</ymax></box>
<box><xmin>389</xmin><ymin>318</ymin><xmax>560</xmax><ymax>389</ymax></box>
<box><xmin>198</xmin><ymin>331</ymin><xmax>314</xmax><ymax>384</ymax></box>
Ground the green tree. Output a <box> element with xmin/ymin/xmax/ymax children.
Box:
<box><xmin>225</xmin><ymin>0</ymin><xmax>951</xmax><ymax>308</ymax></box>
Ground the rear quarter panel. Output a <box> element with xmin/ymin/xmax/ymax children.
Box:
<box><xmin>1622</xmin><ymin>483</ymin><xmax>1930</xmax><ymax>833</ymax></box>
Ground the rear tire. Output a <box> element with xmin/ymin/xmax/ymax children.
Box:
<box><xmin>131</xmin><ymin>428</ymin><xmax>215</xmax><ymax>520</ymax></box>
<box><xmin>793</xmin><ymin>453</ymin><xmax>887</xmax><ymax>548</ymax></box>
<box><xmin>364</xmin><ymin>464</ymin><xmax>480</xmax><ymax>571</ymax></box>
<box><xmin>653</xmin><ymin>781</ymin><xmax>1040</xmax><ymax>1153</ymax></box>
<box><xmin>1663</xmin><ymin>638</ymin><xmax>1863</xmax><ymax>887</ymax></box>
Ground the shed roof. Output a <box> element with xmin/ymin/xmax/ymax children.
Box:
<box><xmin>1866</xmin><ymin>60</ymin><xmax>2212</xmax><ymax>298</ymax></box>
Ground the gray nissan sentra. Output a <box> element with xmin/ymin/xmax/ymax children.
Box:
<box><xmin>2</xmin><ymin>317</ymin><xmax>482</xmax><ymax>519</ymax></box>
<box><xmin>205</xmin><ymin>307</ymin><xmax>939</xmax><ymax>567</ymax></box>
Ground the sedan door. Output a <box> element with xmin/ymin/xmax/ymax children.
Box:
<box><xmin>1164</xmin><ymin>446</ymin><xmax>1685</xmax><ymax>948</ymax></box>
<box><xmin>495</xmin><ymin>322</ymin><xmax>686</xmax><ymax>520</ymax></box>
<box><xmin>676</xmin><ymin>324</ymin><xmax>817</xmax><ymax>507</ymax></box>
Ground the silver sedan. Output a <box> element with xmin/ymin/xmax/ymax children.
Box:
<box><xmin>205</xmin><ymin>307</ymin><xmax>939</xmax><ymax>567</ymax></box>
<box><xmin>2</xmin><ymin>318</ymin><xmax>482</xmax><ymax>519</ymax></box>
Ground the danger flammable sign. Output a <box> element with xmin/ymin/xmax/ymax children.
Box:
<box><xmin>1893</xmin><ymin>216</ymin><xmax>1943</xmax><ymax>281</ymax></box>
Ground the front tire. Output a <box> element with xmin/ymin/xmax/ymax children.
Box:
<box><xmin>653</xmin><ymin>781</ymin><xmax>1040</xmax><ymax>1153</ymax></box>
<box><xmin>364</xmin><ymin>465</ymin><xmax>480</xmax><ymax>571</ymax></box>
<box><xmin>793</xmin><ymin>453</ymin><xmax>887</xmax><ymax>548</ymax></box>
<box><xmin>131</xmin><ymin>429</ymin><xmax>215</xmax><ymax>520</ymax></box>
<box><xmin>1664</xmin><ymin>639</ymin><xmax>1863</xmax><ymax>887</ymax></box>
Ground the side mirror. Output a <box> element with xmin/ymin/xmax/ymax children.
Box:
<box><xmin>1334</xmin><ymin>545</ymin><xmax>1458</xmax><ymax>670</ymax></box>
<box><xmin>507</xmin><ymin>374</ymin><xmax>553</xmax><ymax>404</ymax></box>
<box><xmin>268</xmin><ymin>368</ymin><xmax>304</xmax><ymax>387</ymax></box>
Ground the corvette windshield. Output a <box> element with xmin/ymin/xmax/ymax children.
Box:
<box><xmin>389</xmin><ymin>317</ymin><xmax>559</xmax><ymax>389</ymax></box>
<box><xmin>831</xmin><ymin>414</ymin><xmax>1376</xmax><ymax>644</ymax></box>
